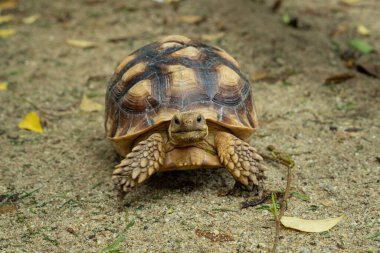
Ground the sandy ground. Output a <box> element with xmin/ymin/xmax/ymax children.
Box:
<box><xmin>1</xmin><ymin>0</ymin><xmax>379</xmax><ymax>252</ymax></box>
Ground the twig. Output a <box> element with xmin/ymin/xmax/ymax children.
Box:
<box><xmin>271</xmin><ymin>146</ymin><xmax>294</xmax><ymax>253</ymax></box>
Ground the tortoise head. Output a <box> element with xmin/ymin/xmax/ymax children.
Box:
<box><xmin>168</xmin><ymin>111</ymin><xmax>208</xmax><ymax>146</ymax></box>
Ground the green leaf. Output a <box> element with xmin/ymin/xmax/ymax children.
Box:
<box><xmin>282</xmin><ymin>14</ymin><xmax>290</xmax><ymax>24</ymax></box>
<box><xmin>348</xmin><ymin>39</ymin><xmax>374</xmax><ymax>54</ymax></box>
<box><xmin>101</xmin><ymin>220</ymin><xmax>135</xmax><ymax>253</ymax></box>
<box><xmin>291</xmin><ymin>192</ymin><xmax>310</xmax><ymax>202</ymax></box>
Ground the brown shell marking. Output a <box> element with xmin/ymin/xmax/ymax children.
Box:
<box><xmin>105</xmin><ymin>35</ymin><xmax>258</xmax><ymax>153</ymax></box>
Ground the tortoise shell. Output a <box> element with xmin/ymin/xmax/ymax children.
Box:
<box><xmin>105</xmin><ymin>35</ymin><xmax>258</xmax><ymax>155</ymax></box>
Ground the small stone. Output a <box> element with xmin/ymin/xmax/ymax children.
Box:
<box><xmin>143</xmin><ymin>151</ymin><xmax>149</xmax><ymax>157</ymax></box>
<box><xmin>252</xmin><ymin>153</ymin><xmax>263</xmax><ymax>161</ymax></box>
<box><xmin>158</xmin><ymin>157</ymin><xmax>164</xmax><ymax>165</ymax></box>
<box><xmin>131</xmin><ymin>162</ymin><xmax>139</xmax><ymax>167</ymax></box>
<box><xmin>257</xmin><ymin>243</ymin><xmax>267</xmax><ymax>249</ymax></box>
<box><xmin>154</xmin><ymin>162</ymin><xmax>159</xmax><ymax>170</ymax></box>
<box><xmin>298</xmin><ymin>248</ymin><xmax>311</xmax><ymax>253</ymax></box>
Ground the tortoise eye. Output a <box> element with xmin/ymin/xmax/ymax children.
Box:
<box><xmin>196</xmin><ymin>115</ymin><xmax>202</xmax><ymax>122</ymax></box>
<box><xmin>174</xmin><ymin>116</ymin><xmax>180</xmax><ymax>125</ymax></box>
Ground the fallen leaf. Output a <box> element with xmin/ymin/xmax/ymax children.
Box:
<box><xmin>0</xmin><ymin>0</ymin><xmax>17</xmax><ymax>10</ymax></box>
<box><xmin>0</xmin><ymin>82</ymin><xmax>8</xmax><ymax>90</ymax></box>
<box><xmin>0</xmin><ymin>29</ymin><xmax>16</xmax><ymax>38</ymax></box>
<box><xmin>18</xmin><ymin>112</ymin><xmax>44</xmax><ymax>133</ymax></box>
<box><xmin>80</xmin><ymin>95</ymin><xmax>103</xmax><ymax>112</ymax></box>
<box><xmin>348</xmin><ymin>39</ymin><xmax>374</xmax><ymax>54</ymax></box>
<box><xmin>340</xmin><ymin>0</ymin><xmax>361</xmax><ymax>6</ymax></box>
<box><xmin>66</xmin><ymin>39</ymin><xmax>96</xmax><ymax>49</ymax></box>
<box><xmin>23</xmin><ymin>14</ymin><xmax>41</xmax><ymax>24</ymax></box>
<box><xmin>320</xmin><ymin>199</ymin><xmax>333</xmax><ymax>207</ymax></box>
<box><xmin>0</xmin><ymin>204</ymin><xmax>17</xmax><ymax>214</ymax></box>
<box><xmin>324</xmin><ymin>73</ymin><xmax>355</xmax><ymax>85</ymax></box>
<box><xmin>281</xmin><ymin>215</ymin><xmax>344</xmax><ymax>233</ymax></box>
<box><xmin>0</xmin><ymin>14</ymin><xmax>14</xmax><ymax>24</ymax></box>
<box><xmin>335</xmin><ymin>130</ymin><xmax>352</xmax><ymax>141</ymax></box>
<box><xmin>200</xmin><ymin>32</ymin><xmax>224</xmax><ymax>42</ymax></box>
<box><xmin>357</xmin><ymin>25</ymin><xmax>370</xmax><ymax>36</ymax></box>
<box><xmin>179</xmin><ymin>15</ymin><xmax>204</xmax><ymax>25</ymax></box>
<box><xmin>195</xmin><ymin>229</ymin><xmax>234</xmax><ymax>242</ymax></box>
<box><xmin>356</xmin><ymin>63</ymin><xmax>380</xmax><ymax>79</ymax></box>
<box><xmin>251</xmin><ymin>71</ymin><xmax>269</xmax><ymax>82</ymax></box>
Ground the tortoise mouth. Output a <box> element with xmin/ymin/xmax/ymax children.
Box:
<box><xmin>169</xmin><ymin>129</ymin><xmax>208</xmax><ymax>146</ymax></box>
<box><xmin>171</xmin><ymin>129</ymin><xmax>204</xmax><ymax>134</ymax></box>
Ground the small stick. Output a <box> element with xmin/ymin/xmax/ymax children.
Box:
<box><xmin>269</xmin><ymin>146</ymin><xmax>294</xmax><ymax>253</ymax></box>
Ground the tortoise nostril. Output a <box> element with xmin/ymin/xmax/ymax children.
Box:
<box><xmin>174</xmin><ymin>116</ymin><xmax>180</xmax><ymax>125</ymax></box>
<box><xmin>196</xmin><ymin>115</ymin><xmax>202</xmax><ymax>123</ymax></box>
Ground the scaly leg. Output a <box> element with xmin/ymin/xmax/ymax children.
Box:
<box><xmin>215</xmin><ymin>131</ymin><xmax>266</xmax><ymax>189</ymax></box>
<box><xmin>112</xmin><ymin>133</ymin><xmax>165</xmax><ymax>193</ymax></box>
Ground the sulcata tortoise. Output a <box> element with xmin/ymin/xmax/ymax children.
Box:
<box><xmin>105</xmin><ymin>35</ymin><xmax>266</xmax><ymax>196</ymax></box>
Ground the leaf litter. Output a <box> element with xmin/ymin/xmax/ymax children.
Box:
<box><xmin>80</xmin><ymin>95</ymin><xmax>103</xmax><ymax>112</ymax></box>
<box><xmin>280</xmin><ymin>215</ymin><xmax>344</xmax><ymax>233</ymax></box>
<box><xmin>18</xmin><ymin>111</ymin><xmax>44</xmax><ymax>133</ymax></box>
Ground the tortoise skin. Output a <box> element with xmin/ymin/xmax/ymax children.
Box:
<box><xmin>105</xmin><ymin>35</ymin><xmax>258</xmax><ymax>155</ymax></box>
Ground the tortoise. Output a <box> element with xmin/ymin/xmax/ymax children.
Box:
<box><xmin>105</xmin><ymin>35</ymin><xmax>266</xmax><ymax>196</ymax></box>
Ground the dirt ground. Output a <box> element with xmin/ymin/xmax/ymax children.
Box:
<box><xmin>1</xmin><ymin>0</ymin><xmax>379</xmax><ymax>252</ymax></box>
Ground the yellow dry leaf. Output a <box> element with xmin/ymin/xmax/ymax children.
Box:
<box><xmin>0</xmin><ymin>29</ymin><xmax>16</xmax><ymax>38</ymax></box>
<box><xmin>23</xmin><ymin>14</ymin><xmax>40</xmax><ymax>24</ymax></box>
<box><xmin>200</xmin><ymin>32</ymin><xmax>225</xmax><ymax>42</ymax></box>
<box><xmin>340</xmin><ymin>0</ymin><xmax>360</xmax><ymax>5</ymax></box>
<box><xmin>18</xmin><ymin>112</ymin><xmax>44</xmax><ymax>133</ymax></box>
<box><xmin>179</xmin><ymin>15</ymin><xmax>204</xmax><ymax>24</ymax></box>
<box><xmin>0</xmin><ymin>0</ymin><xmax>17</xmax><ymax>10</ymax></box>
<box><xmin>357</xmin><ymin>25</ymin><xmax>370</xmax><ymax>36</ymax></box>
<box><xmin>66</xmin><ymin>39</ymin><xmax>96</xmax><ymax>49</ymax></box>
<box><xmin>0</xmin><ymin>82</ymin><xmax>8</xmax><ymax>90</ymax></box>
<box><xmin>281</xmin><ymin>215</ymin><xmax>344</xmax><ymax>233</ymax></box>
<box><xmin>0</xmin><ymin>15</ymin><xmax>14</xmax><ymax>24</ymax></box>
<box><xmin>80</xmin><ymin>95</ymin><xmax>103</xmax><ymax>112</ymax></box>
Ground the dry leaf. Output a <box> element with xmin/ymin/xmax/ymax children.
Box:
<box><xmin>23</xmin><ymin>14</ymin><xmax>41</xmax><ymax>24</ymax></box>
<box><xmin>340</xmin><ymin>0</ymin><xmax>360</xmax><ymax>6</ymax></box>
<box><xmin>66</xmin><ymin>39</ymin><xmax>96</xmax><ymax>49</ymax></box>
<box><xmin>356</xmin><ymin>63</ymin><xmax>380</xmax><ymax>79</ymax></box>
<box><xmin>281</xmin><ymin>215</ymin><xmax>344</xmax><ymax>233</ymax></box>
<box><xmin>179</xmin><ymin>15</ymin><xmax>204</xmax><ymax>25</ymax></box>
<box><xmin>200</xmin><ymin>32</ymin><xmax>224</xmax><ymax>42</ymax></box>
<box><xmin>0</xmin><ymin>0</ymin><xmax>17</xmax><ymax>10</ymax></box>
<box><xmin>0</xmin><ymin>82</ymin><xmax>8</xmax><ymax>90</ymax></box>
<box><xmin>0</xmin><ymin>29</ymin><xmax>16</xmax><ymax>38</ymax></box>
<box><xmin>251</xmin><ymin>71</ymin><xmax>269</xmax><ymax>81</ymax></box>
<box><xmin>0</xmin><ymin>14</ymin><xmax>14</xmax><ymax>24</ymax></box>
<box><xmin>357</xmin><ymin>25</ymin><xmax>370</xmax><ymax>36</ymax></box>
<box><xmin>324</xmin><ymin>73</ymin><xmax>355</xmax><ymax>85</ymax></box>
<box><xmin>80</xmin><ymin>95</ymin><xmax>103</xmax><ymax>112</ymax></box>
<box><xmin>195</xmin><ymin>229</ymin><xmax>234</xmax><ymax>242</ymax></box>
<box><xmin>0</xmin><ymin>204</ymin><xmax>17</xmax><ymax>214</ymax></box>
<box><xmin>18</xmin><ymin>111</ymin><xmax>44</xmax><ymax>133</ymax></box>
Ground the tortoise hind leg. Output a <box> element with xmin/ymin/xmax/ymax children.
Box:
<box><xmin>112</xmin><ymin>133</ymin><xmax>165</xmax><ymax>194</ymax></box>
<box><xmin>215</xmin><ymin>131</ymin><xmax>267</xmax><ymax>190</ymax></box>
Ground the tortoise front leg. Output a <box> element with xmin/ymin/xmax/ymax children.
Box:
<box><xmin>112</xmin><ymin>133</ymin><xmax>165</xmax><ymax>194</ymax></box>
<box><xmin>215</xmin><ymin>131</ymin><xmax>266</xmax><ymax>189</ymax></box>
